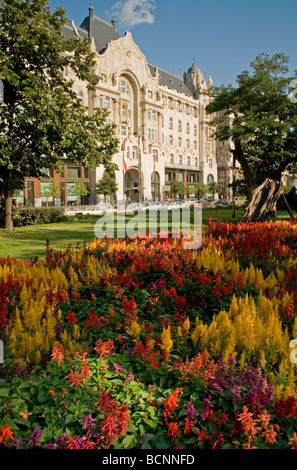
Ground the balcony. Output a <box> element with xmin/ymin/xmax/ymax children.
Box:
<box><xmin>165</xmin><ymin>162</ymin><xmax>200</xmax><ymax>172</ymax></box>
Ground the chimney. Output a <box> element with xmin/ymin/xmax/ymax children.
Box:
<box><xmin>89</xmin><ymin>4</ymin><xmax>94</xmax><ymax>20</ymax></box>
<box><xmin>111</xmin><ymin>17</ymin><xmax>116</xmax><ymax>30</ymax></box>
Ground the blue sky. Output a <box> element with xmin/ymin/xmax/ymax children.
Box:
<box><xmin>47</xmin><ymin>0</ymin><xmax>297</xmax><ymax>87</ymax></box>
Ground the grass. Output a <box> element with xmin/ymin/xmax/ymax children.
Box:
<box><xmin>0</xmin><ymin>207</ymin><xmax>294</xmax><ymax>260</ymax></box>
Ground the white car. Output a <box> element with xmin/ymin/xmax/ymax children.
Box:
<box><xmin>142</xmin><ymin>201</ymin><xmax>163</xmax><ymax>211</ymax></box>
<box><xmin>77</xmin><ymin>204</ymin><xmax>113</xmax><ymax>215</ymax></box>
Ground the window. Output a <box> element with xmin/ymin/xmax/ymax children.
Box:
<box><xmin>169</xmin><ymin>135</ymin><xmax>173</xmax><ymax>145</ymax></box>
<box><xmin>132</xmin><ymin>147</ymin><xmax>138</xmax><ymax>160</ymax></box>
<box><xmin>186</xmin><ymin>123</ymin><xmax>190</xmax><ymax>134</ymax></box>
<box><xmin>165</xmin><ymin>173</ymin><xmax>172</xmax><ymax>182</ymax></box>
<box><xmin>152</xmin><ymin>110</ymin><xmax>156</xmax><ymax>121</ymax></box>
<box><xmin>148</xmin><ymin>128</ymin><xmax>155</xmax><ymax>140</ymax></box>
<box><xmin>179</xmin><ymin>155</ymin><xmax>183</xmax><ymax>164</ymax></box>
<box><xmin>219</xmin><ymin>168</ymin><xmax>226</xmax><ymax>178</ymax></box>
<box><xmin>104</xmin><ymin>96</ymin><xmax>110</xmax><ymax>108</ymax></box>
<box><xmin>153</xmin><ymin>149</ymin><xmax>158</xmax><ymax>162</ymax></box>
<box><xmin>26</xmin><ymin>181</ymin><xmax>34</xmax><ymax>206</ymax></box>
<box><xmin>177</xmin><ymin>101</ymin><xmax>182</xmax><ymax>112</ymax></box>
<box><xmin>169</xmin><ymin>117</ymin><xmax>173</xmax><ymax>129</ymax></box>
<box><xmin>186</xmin><ymin>139</ymin><xmax>190</xmax><ymax>149</ymax></box>
<box><xmin>121</xmin><ymin>125</ymin><xmax>126</xmax><ymax>136</ymax></box>
<box><xmin>170</xmin><ymin>154</ymin><xmax>174</xmax><ymax>163</ymax></box>
<box><xmin>148</xmin><ymin>90</ymin><xmax>153</xmax><ymax>99</ymax></box>
<box><xmin>121</xmin><ymin>105</ymin><xmax>127</xmax><ymax>117</ymax></box>
<box><xmin>178</xmin><ymin>120</ymin><xmax>182</xmax><ymax>132</ymax></box>
<box><xmin>77</xmin><ymin>92</ymin><xmax>84</xmax><ymax>106</ymax></box>
<box><xmin>168</xmin><ymin>98</ymin><xmax>173</xmax><ymax>109</ymax></box>
<box><xmin>194</xmin><ymin>125</ymin><xmax>197</xmax><ymax>136</ymax></box>
<box><xmin>120</xmin><ymin>80</ymin><xmax>126</xmax><ymax>93</ymax></box>
<box><xmin>194</xmin><ymin>141</ymin><xmax>197</xmax><ymax>150</ymax></box>
<box><xmin>190</xmin><ymin>174</ymin><xmax>195</xmax><ymax>183</ymax></box>
<box><xmin>187</xmin><ymin>156</ymin><xmax>191</xmax><ymax>166</ymax></box>
<box><xmin>147</xmin><ymin>110</ymin><xmax>151</xmax><ymax>120</ymax></box>
<box><xmin>209</xmin><ymin>159</ymin><xmax>213</xmax><ymax>169</ymax></box>
<box><xmin>100</xmin><ymin>74</ymin><xmax>107</xmax><ymax>83</ymax></box>
<box><xmin>66</xmin><ymin>166</ymin><xmax>81</xmax><ymax>178</ymax></box>
<box><xmin>178</xmin><ymin>173</ymin><xmax>184</xmax><ymax>182</ymax></box>
<box><xmin>219</xmin><ymin>154</ymin><xmax>224</xmax><ymax>163</ymax></box>
<box><xmin>207</xmin><ymin>174</ymin><xmax>214</xmax><ymax>184</ymax></box>
<box><xmin>195</xmin><ymin>158</ymin><xmax>198</xmax><ymax>167</ymax></box>
<box><xmin>178</xmin><ymin>137</ymin><xmax>182</xmax><ymax>147</ymax></box>
<box><xmin>99</xmin><ymin>97</ymin><xmax>103</xmax><ymax>108</ymax></box>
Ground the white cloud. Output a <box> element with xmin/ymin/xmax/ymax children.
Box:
<box><xmin>109</xmin><ymin>0</ymin><xmax>156</xmax><ymax>29</ymax></box>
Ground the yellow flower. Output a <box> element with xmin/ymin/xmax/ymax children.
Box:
<box><xmin>161</xmin><ymin>326</ymin><xmax>173</xmax><ymax>352</ymax></box>
<box><xmin>126</xmin><ymin>321</ymin><xmax>141</xmax><ymax>338</ymax></box>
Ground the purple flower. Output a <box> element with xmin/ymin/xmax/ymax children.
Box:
<box><xmin>231</xmin><ymin>385</ymin><xmax>242</xmax><ymax>404</ymax></box>
<box><xmin>27</xmin><ymin>427</ymin><xmax>43</xmax><ymax>447</ymax></box>
<box><xmin>113</xmin><ymin>363</ymin><xmax>126</xmax><ymax>375</ymax></box>
<box><xmin>47</xmin><ymin>443</ymin><xmax>59</xmax><ymax>449</ymax></box>
<box><xmin>79</xmin><ymin>414</ymin><xmax>97</xmax><ymax>438</ymax></box>
<box><xmin>10</xmin><ymin>437</ymin><xmax>22</xmax><ymax>449</ymax></box>
<box><xmin>186</xmin><ymin>402</ymin><xmax>198</xmax><ymax>421</ymax></box>
<box><xmin>140</xmin><ymin>435</ymin><xmax>147</xmax><ymax>445</ymax></box>
<box><xmin>57</xmin><ymin>432</ymin><xmax>69</xmax><ymax>447</ymax></box>
<box><xmin>124</xmin><ymin>372</ymin><xmax>134</xmax><ymax>384</ymax></box>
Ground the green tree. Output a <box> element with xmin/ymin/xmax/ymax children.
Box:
<box><xmin>38</xmin><ymin>178</ymin><xmax>60</xmax><ymax>206</ymax></box>
<box><xmin>197</xmin><ymin>183</ymin><xmax>209</xmax><ymax>199</ymax></box>
<box><xmin>207</xmin><ymin>182</ymin><xmax>222</xmax><ymax>199</ymax></box>
<box><xmin>170</xmin><ymin>181</ymin><xmax>185</xmax><ymax>198</ymax></box>
<box><xmin>95</xmin><ymin>172</ymin><xmax>118</xmax><ymax>202</ymax></box>
<box><xmin>67</xmin><ymin>181</ymin><xmax>89</xmax><ymax>204</ymax></box>
<box><xmin>0</xmin><ymin>0</ymin><xmax>119</xmax><ymax>230</ymax></box>
<box><xmin>206</xmin><ymin>53</ymin><xmax>297</xmax><ymax>221</ymax></box>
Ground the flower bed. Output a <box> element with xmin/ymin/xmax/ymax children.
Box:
<box><xmin>1</xmin><ymin>219</ymin><xmax>297</xmax><ymax>449</ymax></box>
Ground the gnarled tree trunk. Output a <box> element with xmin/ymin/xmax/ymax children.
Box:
<box><xmin>242</xmin><ymin>178</ymin><xmax>283</xmax><ymax>222</ymax></box>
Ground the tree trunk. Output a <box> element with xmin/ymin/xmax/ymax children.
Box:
<box><xmin>242</xmin><ymin>178</ymin><xmax>283</xmax><ymax>222</ymax></box>
<box><xmin>4</xmin><ymin>194</ymin><xmax>13</xmax><ymax>231</ymax></box>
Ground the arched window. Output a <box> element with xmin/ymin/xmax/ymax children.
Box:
<box><xmin>207</xmin><ymin>174</ymin><xmax>214</xmax><ymax>184</ymax></box>
<box><xmin>151</xmin><ymin>171</ymin><xmax>160</xmax><ymax>201</ymax></box>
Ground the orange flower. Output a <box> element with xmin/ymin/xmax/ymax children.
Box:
<box><xmin>51</xmin><ymin>342</ymin><xmax>64</xmax><ymax>365</ymax></box>
<box><xmin>0</xmin><ymin>424</ymin><xmax>14</xmax><ymax>443</ymax></box>
<box><xmin>19</xmin><ymin>412</ymin><xmax>31</xmax><ymax>420</ymax></box>
<box><xmin>257</xmin><ymin>409</ymin><xmax>270</xmax><ymax>428</ymax></box>
<box><xmin>237</xmin><ymin>406</ymin><xmax>257</xmax><ymax>437</ymax></box>
<box><xmin>167</xmin><ymin>422</ymin><xmax>179</xmax><ymax>441</ymax></box>
<box><xmin>94</xmin><ymin>339</ymin><xmax>114</xmax><ymax>357</ymax></box>
<box><xmin>183</xmin><ymin>418</ymin><xmax>194</xmax><ymax>435</ymax></box>
<box><xmin>262</xmin><ymin>425</ymin><xmax>278</xmax><ymax>445</ymax></box>
<box><xmin>67</xmin><ymin>369</ymin><xmax>83</xmax><ymax>387</ymax></box>
<box><xmin>288</xmin><ymin>432</ymin><xmax>297</xmax><ymax>449</ymax></box>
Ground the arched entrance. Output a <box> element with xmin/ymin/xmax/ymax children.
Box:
<box><xmin>124</xmin><ymin>168</ymin><xmax>141</xmax><ymax>203</ymax></box>
<box><xmin>151</xmin><ymin>171</ymin><xmax>160</xmax><ymax>201</ymax></box>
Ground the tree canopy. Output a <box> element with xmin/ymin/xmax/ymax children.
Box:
<box><xmin>0</xmin><ymin>0</ymin><xmax>119</xmax><ymax>229</ymax></box>
<box><xmin>206</xmin><ymin>53</ymin><xmax>297</xmax><ymax>221</ymax></box>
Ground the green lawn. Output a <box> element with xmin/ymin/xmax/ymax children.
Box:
<box><xmin>0</xmin><ymin>207</ymin><xmax>294</xmax><ymax>260</ymax></box>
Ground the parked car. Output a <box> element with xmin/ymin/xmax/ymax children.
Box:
<box><xmin>215</xmin><ymin>199</ymin><xmax>229</xmax><ymax>206</ymax></box>
<box><xmin>77</xmin><ymin>204</ymin><xmax>113</xmax><ymax>215</ymax></box>
<box><xmin>142</xmin><ymin>201</ymin><xmax>163</xmax><ymax>211</ymax></box>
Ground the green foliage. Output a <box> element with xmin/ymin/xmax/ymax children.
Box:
<box><xmin>170</xmin><ymin>180</ymin><xmax>185</xmax><ymax>197</ymax></box>
<box><xmin>67</xmin><ymin>181</ymin><xmax>89</xmax><ymax>198</ymax></box>
<box><xmin>13</xmin><ymin>207</ymin><xmax>66</xmax><ymax>226</ymax></box>
<box><xmin>95</xmin><ymin>172</ymin><xmax>118</xmax><ymax>200</ymax></box>
<box><xmin>207</xmin><ymin>182</ymin><xmax>222</xmax><ymax>198</ymax></box>
<box><xmin>0</xmin><ymin>0</ymin><xmax>119</xmax><ymax>228</ymax></box>
<box><xmin>206</xmin><ymin>53</ymin><xmax>297</xmax><ymax>197</ymax></box>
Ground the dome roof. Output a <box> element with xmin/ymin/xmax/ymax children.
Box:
<box><xmin>187</xmin><ymin>62</ymin><xmax>199</xmax><ymax>74</ymax></box>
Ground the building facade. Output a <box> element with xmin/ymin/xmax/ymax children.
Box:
<box><xmin>21</xmin><ymin>7</ymin><xmax>233</xmax><ymax>207</ymax></box>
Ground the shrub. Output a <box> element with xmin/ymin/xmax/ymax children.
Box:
<box><xmin>13</xmin><ymin>207</ymin><xmax>66</xmax><ymax>227</ymax></box>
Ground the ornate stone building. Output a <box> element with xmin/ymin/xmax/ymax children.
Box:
<box><xmin>22</xmin><ymin>6</ymin><xmax>233</xmax><ymax>206</ymax></box>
